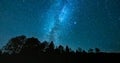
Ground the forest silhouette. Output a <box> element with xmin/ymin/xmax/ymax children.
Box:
<box><xmin>0</xmin><ymin>35</ymin><xmax>119</xmax><ymax>63</ymax></box>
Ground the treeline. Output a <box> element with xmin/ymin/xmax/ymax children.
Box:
<box><xmin>0</xmin><ymin>35</ymin><xmax>119</xmax><ymax>63</ymax></box>
<box><xmin>0</xmin><ymin>35</ymin><xmax>101</xmax><ymax>55</ymax></box>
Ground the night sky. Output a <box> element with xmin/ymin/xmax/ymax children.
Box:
<box><xmin>0</xmin><ymin>0</ymin><xmax>120</xmax><ymax>52</ymax></box>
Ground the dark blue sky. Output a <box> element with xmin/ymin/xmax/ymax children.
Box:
<box><xmin>0</xmin><ymin>0</ymin><xmax>120</xmax><ymax>52</ymax></box>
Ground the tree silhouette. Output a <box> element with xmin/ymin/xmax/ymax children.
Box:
<box><xmin>54</xmin><ymin>45</ymin><xmax>64</xmax><ymax>54</ymax></box>
<box><xmin>76</xmin><ymin>47</ymin><xmax>82</xmax><ymax>53</ymax></box>
<box><xmin>2</xmin><ymin>35</ymin><xmax>26</xmax><ymax>54</ymax></box>
<box><xmin>58</xmin><ymin>45</ymin><xmax>64</xmax><ymax>54</ymax></box>
<box><xmin>65</xmin><ymin>45</ymin><xmax>70</xmax><ymax>53</ymax></box>
<box><xmin>0</xmin><ymin>49</ymin><xmax>2</xmax><ymax>55</ymax></box>
<box><xmin>46</xmin><ymin>41</ymin><xmax>55</xmax><ymax>53</ymax></box>
<box><xmin>88</xmin><ymin>48</ymin><xmax>94</xmax><ymax>53</ymax></box>
<box><xmin>21</xmin><ymin>37</ymin><xmax>40</xmax><ymax>55</ymax></box>
<box><xmin>95</xmin><ymin>48</ymin><xmax>100</xmax><ymax>53</ymax></box>
<box><xmin>39</xmin><ymin>41</ymin><xmax>49</xmax><ymax>52</ymax></box>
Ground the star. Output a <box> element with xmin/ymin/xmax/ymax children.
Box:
<box><xmin>73</xmin><ymin>21</ymin><xmax>77</xmax><ymax>25</ymax></box>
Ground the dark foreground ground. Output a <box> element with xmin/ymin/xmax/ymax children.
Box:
<box><xmin>0</xmin><ymin>53</ymin><xmax>120</xmax><ymax>63</ymax></box>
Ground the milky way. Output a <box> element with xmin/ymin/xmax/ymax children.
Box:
<box><xmin>45</xmin><ymin>0</ymin><xmax>71</xmax><ymax>45</ymax></box>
